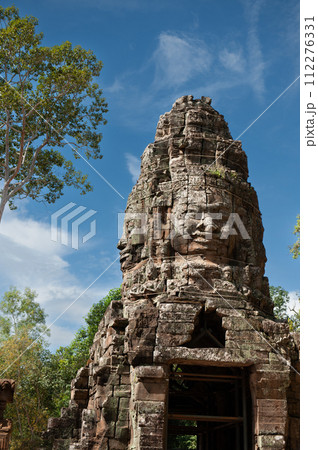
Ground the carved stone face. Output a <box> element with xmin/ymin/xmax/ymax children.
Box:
<box><xmin>222</xmin><ymin>266</ymin><xmax>233</xmax><ymax>281</ymax></box>
<box><xmin>119</xmin><ymin>96</ymin><xmax>269</xmax><ymax>304</ymax></box>
<box><xmin>169</xmin><ymin>193</ymin><xmax>239</xmax><ymax>269</ymax></box>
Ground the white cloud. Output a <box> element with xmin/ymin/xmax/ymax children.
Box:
<box><xmin>125</xmin><ymin>153</ymin><xmax>140</xmax><ymax>183</ymax></box>
<box><xmin>288</xmin><ymin>291</ymin><xmax>300</xmax><ymax>313</ymax></box>
<box><xmin>49</xmin><ymin>324</ymin><xmax>79</xmax><ymax>349</ymax></box>
<box><xmin>219</xmin><ymin>48</ymin><xmax>246</xmax><ymax>73</ymax></box>
<box><xmin>102</xmin><ymin>8</ymin><xmax>269</xmax><ymax>132</ymax></box>
<box><xmin>0</xmin><ymin>209</ymin><xmax>120</xmax><ymax>349</ymax></box>
<box><xmin>106</xmin><ymin>78</ymin><xmax>124</xmax><ymax>93</ymax></box>
<box><xmin>153</xmin><ymin>32</ymin><xmax>212</xmax><ymax>89</ymax></box>
<box><xmin>243</xmin><ymin>0</ymin><xmax>266</xmax><ymax>98</ymax></box>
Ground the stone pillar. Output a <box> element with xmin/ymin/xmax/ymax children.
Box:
<box><xmin>0</xmin><ymin>380</ymin><xmax>15</xmax><ymax>450</ymax></box>
<box><xmin>129</xmin><ymin>366</ymin><xmax>169</xmax><ymax>450</ymax></box>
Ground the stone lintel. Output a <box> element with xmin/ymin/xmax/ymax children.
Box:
<box><xmin>153</xmin><ymin>346</ymin><xmax>257</xmax><ymax>366</ymax></box>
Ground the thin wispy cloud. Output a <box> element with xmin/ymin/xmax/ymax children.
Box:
<box><xmin>125</xmin><ymin>153</ymin><xmax>140</xmax><ymax>183</ymax></box>
<box><xmin>243</xmin><ymin>0</ymin><xmax>266</xmax><ymax>98</ymax></box>
<box><xmin>153</xmin><ymin>32</ymin><xmax>212</xmax><ymax>89</ymax></box>
<box><xmin>105</xmin><ymin>1</ymin><xmax>269</xmax><ymax>131</ymax></box>
<box><xmin>219</xmin><ymin>47</ymin><xmax>246</xmax><ymax>74</ymax></box>
<box><xmin>106</xmin><ymin>78</ymin><xmax>124</xmax><ymax>93</ymax></box>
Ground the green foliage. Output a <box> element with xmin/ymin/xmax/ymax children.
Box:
<box><xmin>207</xmin><ymin>165</ymin><xmax>225</xmax><ymax>179</ymax></box>
<box><xmin>270</xmin><ymin>285</ymin><xmax>300</xmax><ymax>332</ymax></box>
<box><xmin>290</xmin><ymin>215</ymin><xmax>300</xmax><ymax>259</ymax></box>
<box><xmin>168</xmin><ymin>434</ymin><xmax>197</xmax><ymax>449</ymax></box>
<box><xmin>287</xmin><ymin>297</ymin><xmax>300</xmax><ymax>332</ymax></box>
<box><xmin>0</xmin><ymin>6</ymin><xmax>108</xmax><ymax>219</ymax></box>
<box><xmin>206</xmin><ymin>164</ymin><xmax>241</xmax><ymax>183</ymax></box>
<box><xmin>0</xmin><ymin>333</ymin><xmax>53</xmax><ymax>449</ymax></box>
<box><xmin>167</xmin><ymin>420</ymin><xmax>197</xmax><ymax>449</ymax></box>
<box><xmin>270</xmin><ymin>285</ymin><xmax>289</xmax><ymax>321</ymax></box>
<box><xmin>0</xmin><ymin>286</ymin><xmax>48</xmax><ymax>340</ymax></box>
<box><xmin>85</xmin><ymin>288</ymin><xmax>121</xmax><ymax>343</ymax></box>
<box><xmin>0</xmin><ymin>286</ymin><xmax>121</xmax><ymax>446</ymax></box>
<box><xmin>0</xmin><ymin>288</ymin><xmax>51</xmax><ymax>449</ymax></box>
<box><xmin>229</xmin><ymin>171</ymin><xmax>238</xmax><ymax>179</ymax></box>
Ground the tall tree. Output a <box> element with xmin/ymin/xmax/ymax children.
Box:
<box><xmin>0</xmin><ymin>6</ymin><xmax>108</xmax><ymax>221</ymax></box>
<box><xmin>0</xmin><ymin>286</ymin><xmax>48</xmax><ymax>341</ymax></box>
<box><xmin>270</xmin><ymin>285</ymin><xmax>289</xmax><ymax>321</ymax></box>
<box><xmin>0</xmin><ymin>287</ymin><xmax>52</xmax><ymax>449</ymax></box>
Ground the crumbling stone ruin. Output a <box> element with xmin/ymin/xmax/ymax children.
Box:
<box><xmin>45</xmin><ymin>96</ymin><xmax>300</xmax><ymax>449</ymax></box>
<box><xmin>0</xmin><ymin>379</ymin><xmax>15</xmax><ymax>450</ymax></box>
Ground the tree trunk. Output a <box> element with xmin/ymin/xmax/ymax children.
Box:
<box><xmin>0</xmin><ymin>188</ymin><xmax>9</xmax><ymax>223</ymax></box>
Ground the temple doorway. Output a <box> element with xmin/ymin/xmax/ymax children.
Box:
<box><xmin>167</xmin><ymin>365</ymin><xmax>252</xmax><ymax>450</ymax></box>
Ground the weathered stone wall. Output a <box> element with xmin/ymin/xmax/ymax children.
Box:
<box><xmin>45</xmin><ymin>96</ymin><xmax>300</xmax><ymax>450</ymax></box>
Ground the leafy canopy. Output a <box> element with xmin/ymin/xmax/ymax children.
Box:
<box><xmin>0</xmin><ymin>6</ymin><xmax>108</xmax><ymax>219</ymax></box>
<box><xmin>0</xmin><ymin>287</ymin><xmax>52</xmax><ymax>449</ymax></box>
<box><xmin>270</xmin><ymin>285</ymin><xmax>300</xmax><ymax>332</ymax></box>
<box><xmin>0</xmin><ymin>286</ymin><xmax>121</xmax><ymax>447</ymax></box>
<box><xmin>0</xmin><ymin>286</ymin><xmax>48</xmax><ymax>341</ymax></box>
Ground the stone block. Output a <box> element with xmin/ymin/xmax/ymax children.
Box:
<box><xmin>108</xmin><ymin>438</ymin><xmax>127</xmax><ymax>449</ymax></box>
<box><xmin>256</xmin><ymin>399</ymin><xmax>287</xmax><ymax>435</ymax></box>
<box><xmin>119</xmin><ymin>397</ymin><xmax>130</xmax><ymax>410</ymax></box>
<box><xmin>115</xmin><ymin>425</ymin><xmax>129</xmax><ymax>442</ymax></box>
<box><xmin>134</xmin><ymin>365</ymin><xmax>168</xmax><ymax>380</ymax></box>
<box><xmin>157</xmin><ymin>321</ymin><xmax>194</xmax><ymax>335</ymax></box>
<box><xmin>257</xmin><ymin>434</ymin><xmax>285</xmax><ymax>448</ymax></box>
<box><xmin>135</xmin><ymin>381</ymin><xmax>167</xmax><ymax>402</ymax></box>
<box><xmin>102</xmin><ymin>396</ymin><xmax>119</xmax><ymax>422</ymax></box>
<box><xmin>113</xmin><ymin>385</ymin><xmax>131</xmax><ymax>398</ymax></box>
<box><xmin>136</xmin><ymin>400</ymin><xmax>165</xmax><ymax>415</ymax></box>
<box><xmin>222</xmin><ymin>316</ymin><xmax>262</xmax><ymax>331</ymax></box>
<box><xmin>155</xmin><ymin>332</ymin><xmax>192</xmax><ymax>347</ymax></box>
<box><xmin>71</xmin><ymin>389</ymin><xmax>88</xmax><ymax>407</ymax></box>
<box><xmin>104</xmin><ymin>420</ymin><xmax>115</xmax><ymax>438</ymax></box>
<box><xmin>139</xmin><ymin>432</ymin><xmax>164</xmax><ymax>447</ymax></box>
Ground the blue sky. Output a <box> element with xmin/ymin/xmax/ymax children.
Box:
<box><xmin>0</xmin><ymin>0</ymin><xmax>300</xmax><ymax>349</ymax></box>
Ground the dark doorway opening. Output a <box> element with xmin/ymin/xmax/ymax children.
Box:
<box><xmin>184</xmin><ymin>311</ymin><xmax>226</xmax><ymax>349</ymax></box>
<box><xmin>167</xmin><ymin>365</ymin><xmax>251</xmax><ymax>450</ymax></box>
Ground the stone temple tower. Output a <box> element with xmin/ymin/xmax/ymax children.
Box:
<box><xmin>45</xmin><ymin>96</ymin><xmax>300</xmax><ymax>450</ymax></box>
